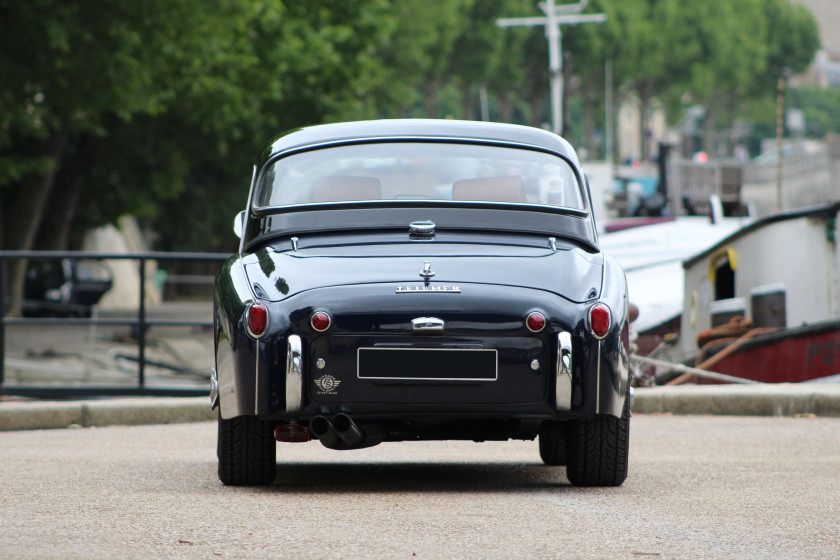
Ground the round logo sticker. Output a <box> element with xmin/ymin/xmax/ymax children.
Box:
<box><xmin>314</xmin><ymin>375</ymin><xmax>341</xmax><ymax>394</ymax></box>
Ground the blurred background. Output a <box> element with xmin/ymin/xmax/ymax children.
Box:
<box><xmin>1</xmin><ymin>0</ymin><xmax>838</xmax><ymax>390</ymax></box>
<box><xmin>1</xmin><ymin>0</ymin><xmax>833</xmax><ymax>255</ymax></box>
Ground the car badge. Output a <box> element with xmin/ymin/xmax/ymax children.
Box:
<box><xmin>419</xmin><ymin>260</ymin><xmax>435</xmax><ymax>280</ymax></box>
<box><xmin>314</xmin><ymin>374</ymin><xmax>341</xmax><ymax>395</ymax></box>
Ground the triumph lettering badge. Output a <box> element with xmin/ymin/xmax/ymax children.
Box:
<box><xmin>396</xmin><ymin>285</ymin><xmax>461</xmax><ymax>293</ymax></box>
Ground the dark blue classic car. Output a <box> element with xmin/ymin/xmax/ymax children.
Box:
<box><xmin>212</xmin><ymin>119</ymin><xmax>632</xmax><ymax>486</ymax></box>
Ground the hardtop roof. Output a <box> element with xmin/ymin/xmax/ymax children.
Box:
<box><xmin>257</xmin><ymin>119</ymin><xmax>580</xmax><ymax>167</ymax></box>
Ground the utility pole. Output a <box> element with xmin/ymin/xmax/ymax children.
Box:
<box><xmin>775</xmin><ymin>68</ymin><xmax>790</xmax><ymax>212</ymax></box>
<box><xmin>605</xmin><ymin>58</ymin><xmax>613</xmax><ymax>162</ymax></box>
<box><xmin>497</xmin><ymin>0</ymin><xmax>606</xmax><ymax>137</ymax></box>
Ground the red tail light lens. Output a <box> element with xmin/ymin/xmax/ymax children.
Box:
<box><xmin>247</xmin><ymin>303</ymin><xmax>268</xmax><ymax>338</ymax></box>
<box><xmin>310</xmin><ymin>311</ymin><xmax>332</xmax><ymax>332</ymax></box>
<box><xmin>526</xmin><ymin>311</ymin><xmax>546</xmax><ymax>332</ymax></box>
<box><xmin>589</xmin><ymin>303</ymin><xmax>611</xmax><ymax>339</ymax></box>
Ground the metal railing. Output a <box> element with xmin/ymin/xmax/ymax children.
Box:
<box><xmin>0</xmin><ymin>251</ymin><xmax>230</xmax><ymax>399</ymax></box>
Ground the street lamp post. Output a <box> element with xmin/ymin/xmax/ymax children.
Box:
<box><xmin>497</xmin><ymin>0</ymin><xmax>606</xmax><ymax>136</ymax></box>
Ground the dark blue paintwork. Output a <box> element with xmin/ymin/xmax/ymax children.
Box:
<box><xmin>214</xmin><ymin>119</ymin><xmax>630</xmax><ymax>442</ymax></box>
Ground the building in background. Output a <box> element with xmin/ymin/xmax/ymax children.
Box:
<box><xmin>792</xmin><ymin>0</ymin><xmax>840</xmax><ymax>88</ymax></box>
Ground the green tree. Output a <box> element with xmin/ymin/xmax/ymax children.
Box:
<box><xmin>0</xmin><ymin>0</ymin><xmax>396</xmax><ymax>312</ymax></box>
<box><xmin>377</xmin><ymin>0</ymin><xmax>471</xmax><ymax>118</ymax></box>
<box><xmin>0</xmin><ymin>0</ymin><xmax>249</xmax><ymax>311</ymax></box>
<box><xmin>449</xmin><ymin>0</ymin><xmax>507</xmax><ymax>120</ymax></box>
<box><xmin>758</xmin><ymin>0</ymin><xmax>820</xmax><ymax>93</ymax></box>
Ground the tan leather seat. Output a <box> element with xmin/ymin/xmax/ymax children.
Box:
<box><xmin>310</xmin><ymin>176</ymin><xmax>382</xmax><ymax>202</ymax></box>
<box><xmin>452</xmin><ymin>175</ymin><xmax>526</xmax><ymax>203</ymax></box>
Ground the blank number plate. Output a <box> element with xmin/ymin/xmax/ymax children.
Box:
<box><xmin>357</xmin><ymin>348</ymin><xmax>497</xmax><ymax>381</ymax></box>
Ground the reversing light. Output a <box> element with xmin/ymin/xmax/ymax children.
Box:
<box><xmin>526</xmin><ymin>311</ymin><xmax>546</xmax><ymax>333</ymax></box>
<box><xmin>589</xmin><ymin>303</ymin><xmax>611</xmax><ymax>339</ymax></box>
<box><xmin>246</xmin><ymin>302</ymin><xmax>268</xmax><ymax>338</ymax></box>
<box><xmin>310</xmin><ymin>311</ymin><xmax>332</xmax><ymax>332</ymax></box>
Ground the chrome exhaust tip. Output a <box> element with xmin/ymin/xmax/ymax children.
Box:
<box><xmin>310</xmin><ymin>415</ymin><xmax>340</xmax><ymax>448</ymax></box>
<box><xmin>333</xmin><ymin>413</ymin><xmax>364</xmax><ymax>446</ymax></box>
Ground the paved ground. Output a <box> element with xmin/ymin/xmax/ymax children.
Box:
<box><xmin>3</xmin><ymin>383</ymin><xmax>840</xmax><ymax>432</ymax></box>
<box><xmin>1</xmin><ymin>415</ymin><xmax>838</xmax><ymax>560</ymax></box>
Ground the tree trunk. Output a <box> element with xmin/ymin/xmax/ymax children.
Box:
<box><xmin>498</xmin><ymin>91</ymin><xmax>513</xmax><ymax>124</ymax></box>
<box><xmin>703</xmin><ymin>104</ymin><xmax>719</xmax><ymax>157</ymax></box>
<box><xmin>423</xmin><ymin>79</ymin><xmax>438</xmax><ymax>118</ymax></box>
<box><xmin>582</xmin><ymin>92</ymin><xmax>594</xmax><ymax>159</ymax></box>
<box><xmin>562</xmin><ymin>51</ymin><xmax>572</xmax><ymax>138</ymax></box>
<box><xmin>725</xmin><ymin>95</ymin><xmax>739</xmax><ymax>158</ymax></box>
<box><xmin>36</xmin><ymin>134</ymin><xmax>98</xmax><ymax>251</ymax></box>
<box><xmin>460</xmin><ymin>82</ymin><xmax>475</xmax><ymax>121</ymax></box>
<box><xmin>638</xmin><ymin>85</ymin><xmax>652</xmax><ymax>161</ymax></box>
<box><xmin>529</xmin><ymin>95</ymin><xmax>543</xmax><ymax>129</ymax></box>
<box><xmin>2</xmin><ymin>127</ymin><xmax>70</xmax><ymax>316</ymax></box>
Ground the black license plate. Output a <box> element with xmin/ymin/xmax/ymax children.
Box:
<box><xmin>357</xmin><ymin>348</ymin><xmax>498</xmax><ymax>381</ymax></box>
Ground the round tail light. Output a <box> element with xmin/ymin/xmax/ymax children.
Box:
<box><xmin>589</xmin><ymin>303</ymin><xmax>611</xmax><ymax>339</ymax></box>
<box><xmin>310</xmin><ymin>311</ymin><xmax>332</xmax><ymax>332</ymax></box>
<box><xmin>526</xmin><ymin>311</ymin><xmax>546</xmax><ymax>333</ymax></box>
<box><xmin>246</xmin><ymin>303</ymin><xmax>268</xmax><ymax>338</ymax></box>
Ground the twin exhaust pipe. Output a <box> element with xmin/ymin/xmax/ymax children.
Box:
<box><xmin>273</xmin><ymin>413</ymin><xmax>383</xmax><ymax>449</ymax></box>
<box><xmin>309</xmin><ymin>413</ymin><xmax>381</xmax><ymax>450</ymax></box>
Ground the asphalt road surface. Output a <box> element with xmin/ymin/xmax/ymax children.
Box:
<box><xmin>1</xmin><ymin>415</ymin><xmax>838</xmax><ymax>560</ymax></box>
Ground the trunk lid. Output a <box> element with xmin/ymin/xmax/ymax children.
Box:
<box><xmin>244</xmin><ymin>235</ymin><xmax>603</xmax><ymax>304</ymax></box>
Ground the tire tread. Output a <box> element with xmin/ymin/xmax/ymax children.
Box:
<box><xmin>565</xmin><ymin>398</ymin><xmax>630</xmax><ymax>487</ymax></box>
<box><xmin>218</xmin><ymin>415</ymin><xmax>276</xmax><ymax>486</ymax></box>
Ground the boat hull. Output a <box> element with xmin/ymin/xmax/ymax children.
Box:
<box><xmin>700</xmin><ymin>320</ymin><xmax>840</xmax><ymax>383</ymax></box>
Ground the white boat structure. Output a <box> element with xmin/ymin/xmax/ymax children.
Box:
<box><xmin>604</xmin><ymin>201</ymin><xmax>840</xmax><ymax>384</ymax></box>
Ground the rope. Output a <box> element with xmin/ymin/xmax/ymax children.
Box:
<box><xmin>630</xmin><ymin>354</ymin><xmax>764</xmax><ymax>385</ymax></box>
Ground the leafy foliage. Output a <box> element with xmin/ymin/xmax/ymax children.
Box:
<box><xmin>0</xmin><ymin>0</ymin><xmax>825</xmax><ymax>258</ymax></box>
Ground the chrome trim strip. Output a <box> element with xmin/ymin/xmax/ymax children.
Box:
<box><xmin>409</xmin><ymin>220</ymin><xmax>436</xmax><ymax>235</ymax></box>
<box><xmin>411</xmin><ymin>317</ymin><xmax>445</xmax><ymax>332</ymax></box>
<box><xmin>556</xmin><ymin>332</ymin><xmax>572</xmax><ymax>411</ymax></box>
<box><xmin>285</xmin><ymin>335</ymin><xmax>303</xmax><ymax>413</ymax></box>
<box><xmin>254</xmin><ymin>342</ymin><xmax>260</xmax><ymax>415</ymax></box>
<box><xmin>596</xmin><ymin>340</ymin><xmax>602</xmax><ymax>413</ymax></box>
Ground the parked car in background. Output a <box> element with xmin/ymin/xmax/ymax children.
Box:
<box><xmin>212</xmin><ymin>119</ymin><xmax>632</xmax><ymax>487</ymax></box>
<box><xmin>23</xmin><ymin>259</ymin><xmax>113</xmax><ymax>317</ymax></box>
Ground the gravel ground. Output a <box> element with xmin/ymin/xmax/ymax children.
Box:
<box><xmin>0</xmin><ymin>414</ymin><xmax>838</xmax><ymax>560</ymax></box>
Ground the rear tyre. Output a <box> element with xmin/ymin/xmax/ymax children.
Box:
<box><xmin>217</xmin><ymin>414</ymin><xmax>277</xmax><ymax>486</ymax></box>
<box><xmin>538</xmin><ymin>422</ymin><xmax>567</xmax><ymax>466</ymax></box>
<box><xmin>565</xmin><ymin>397</ymin><xmax>630</xmax><ymax>487</ymax></box>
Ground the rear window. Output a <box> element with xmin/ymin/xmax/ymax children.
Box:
<box><xmin>254</xmin><ymin>142</ymin><xmax>585</xmax><ymax>211</ymax></box>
